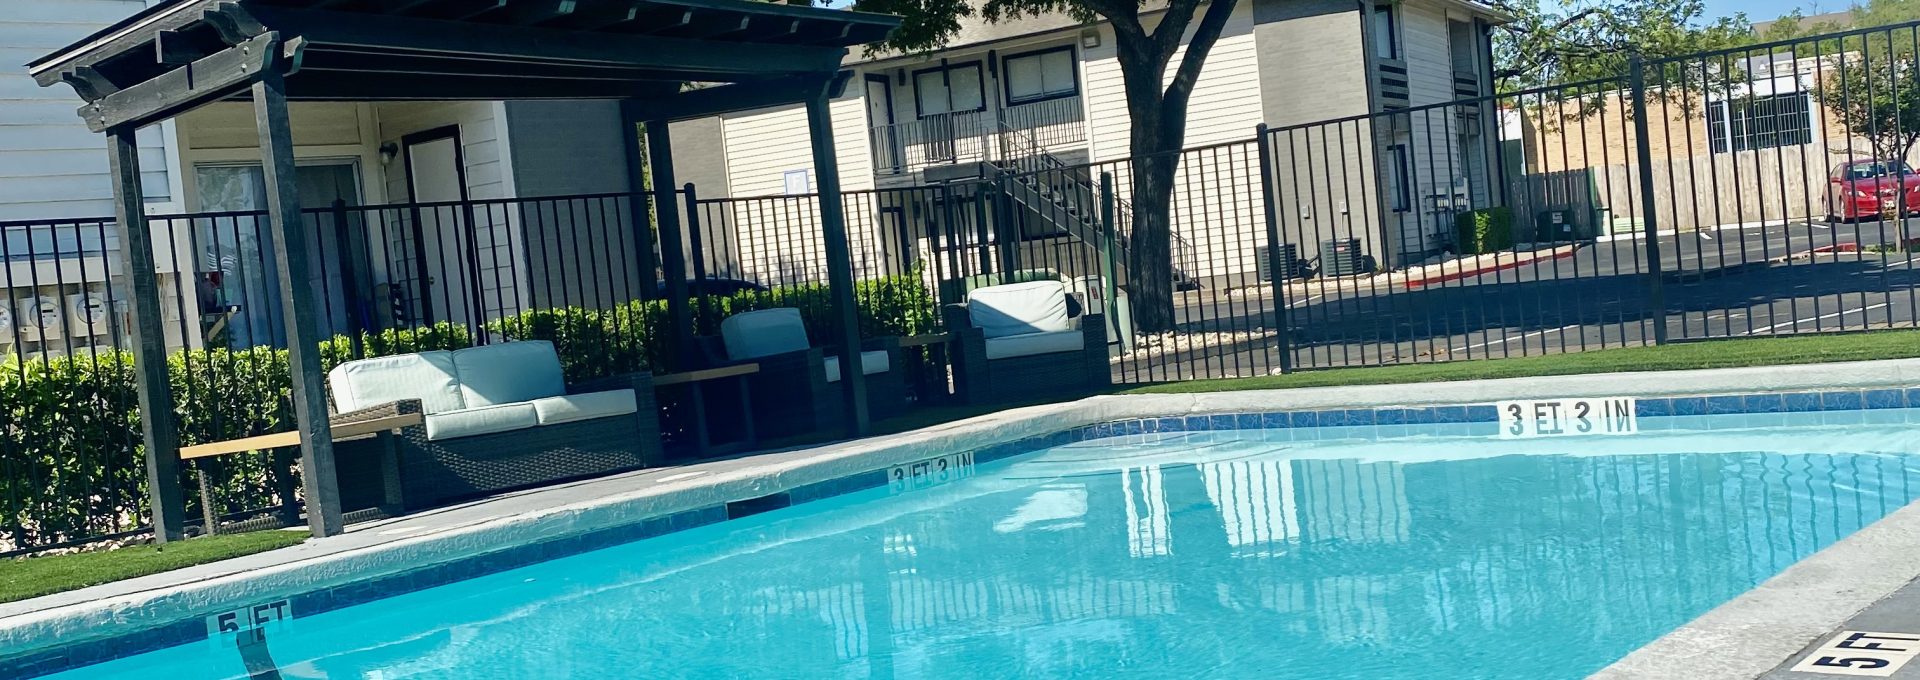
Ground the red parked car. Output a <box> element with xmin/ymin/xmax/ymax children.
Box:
<box><xmin>1827</xmin><ymin>159</ymin><xmax>1920</xmax><ymax>222</ymax></box>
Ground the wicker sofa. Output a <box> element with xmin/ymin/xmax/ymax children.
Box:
<box><xmin>696</xmin><ymin>307</ymin><xmax>907</xmax><ymax>437</ymax></box>
<box><xmin>942</xmin><ymin>280</ymin><xmax>1111</xmax><ymax>404</ymax></box>
<box><xmin>328</xmin><ymin>340</ymin><xmax>662</xmax><ymax>513</ymax></box>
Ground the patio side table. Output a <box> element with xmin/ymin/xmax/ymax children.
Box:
<box><xmin>654</xmin><ymin>363</ymin><xmax>761</xmax><ymax>457</ymax></box>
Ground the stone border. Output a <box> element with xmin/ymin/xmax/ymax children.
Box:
<box><xmin>7</xmin><ymin>358</ymin><xmax>1920</xmax><ymax>677</ymax></box>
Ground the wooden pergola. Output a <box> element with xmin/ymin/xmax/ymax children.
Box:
<box><xmin>29</xmin><ymin>0</ymin><xmax>898</xmax><ymax>541</ymax></box>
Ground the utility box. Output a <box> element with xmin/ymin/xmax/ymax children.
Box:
<box><xmin>1535</xmin><ymin>206</ymin><xmax>1598</xmax><ymax>242</ymax></box>
<box><xmin>1072</xmin><ymin>275</ymin><xmax>1133</xmax><ymax>353</ymax></box>
<box><xmin>17</xmin><ymin>296</ymin><xmax>61</xmax><ymax>339</ymax></box>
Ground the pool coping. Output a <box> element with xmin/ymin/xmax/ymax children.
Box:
<box><xmin>9</xmin><ymin>358</ymin><xmax>1920</xmax><ymax>676</ymax></box>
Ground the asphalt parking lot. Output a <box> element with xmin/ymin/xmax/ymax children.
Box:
<box><xmin>1116</xmin><ymin>219</ymin><xmax>1920</xmax><ymax>381</ymax></box>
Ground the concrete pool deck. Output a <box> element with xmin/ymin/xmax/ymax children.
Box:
<box><xmin>8</xmin><ymin>358</ymin><xmax>1920</xmax><ymax>677</ymax></box>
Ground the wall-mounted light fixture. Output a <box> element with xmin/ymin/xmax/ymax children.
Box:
<box><xmin>1081</xmin><ymin>30</ymin><xmax>1101</xmax><ymax>49</ymax></box>
<box><xmin>378</xmin><ymin>142</ymin><xmax>400</xmax><ymax>166</ymax></box>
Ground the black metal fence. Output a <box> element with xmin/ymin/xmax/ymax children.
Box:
<box><xmin>9</xmin><ymin>21</ymin><xmax>1920</xmax><ymax>553</ymax></box>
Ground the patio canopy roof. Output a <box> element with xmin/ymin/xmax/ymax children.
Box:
<box><xmin>30</xmin><ymin>0</ymin><xmax>899</xmax><ymax>132</ymax></box>
<box><xmin>29</xmin><ymin>0</ymin><xmax>896</xmax><ymax>543</ymax></box>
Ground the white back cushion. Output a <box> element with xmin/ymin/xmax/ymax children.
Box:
<box><xmin>328</xmin><ymin>351</ymin><xmax>466</xmax><ymax>415</ymax></box>
<box><xmin>450</xmin><ymin>341</ymin><xmax>567</xmax><ymax>407</ymax></box>
<box><xmin>969</xmin><ymin>280</ymin><xmax>1071</xmax><ymax>339</ymax></box>
<box><xmin>721</xmin><ymin>308</ymin><xmax>812</xmax><ymax>360</ymax></box>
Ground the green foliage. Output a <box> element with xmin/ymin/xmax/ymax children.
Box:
<box><xmin>1494</xmin><ymin>0</ymin><xmax>1754</xmax><ymax>91</ymax></box>
<box><xmin>486</xmin><ymin>273</ymin><xmax>940</xmax><ymax>378</ymax></box>
<box><xmin>1455</xmin><ymin>207</ymin><xmax>1516</xmax><ymax>255</ymax></box>
<box><xmin>0</xmin><ymin>529</ymin><xmax>309</xmax><ymax>604</ymax></box>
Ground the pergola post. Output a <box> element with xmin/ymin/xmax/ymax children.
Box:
<box><xmin>619</xmin><ymin>100</ymin><xmax>660</xmax><ymax>302</ymax></box>
<box><xmin>646</xmin><ymin>119</ymin><xmax>694</xmax><ymax>370</ymax></box>
<box><xmin>805</xmin><ymin>91</ymin><xmax>870</xmax><ymax>436</ymax></box>
<box><xmin>254</xmin><ymin>72</ymin><xmax>344</xmax><ymax>537</ymax></box>
<box><xmin>106</xmin><ymin>126</ymin><xmax>186</xmax><ymax>543</ymax></box>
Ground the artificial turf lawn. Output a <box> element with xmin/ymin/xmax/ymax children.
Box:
<box><xmin>1120</xmin><ymin>329</ymin><xmax>1920</xmax><ymax>394</ymax></box>
<box><xmin>0</xmin><ymin>530</ymin><xmax>309</xmax><ymax>604</ymax></box>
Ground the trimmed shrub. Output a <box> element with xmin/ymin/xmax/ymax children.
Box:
<box><xmin>1454</xmin><ymin>207</ymin><xmax>1515</xmax><ymax>255</ymax></box>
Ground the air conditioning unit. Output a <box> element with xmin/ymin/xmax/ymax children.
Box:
<box><xmin>1256</xmin><ymin>243</ymin><xmax>1303</xmax><ymax>282</ymax></box>
<box><xmin>67</xmin><ymin>291</ymin><xmax>112</xmax><ymax>336</ymax></box>
<box><xmin>17</xmin><ymin>296</ymin><xmax>63</xmax><ymax>339</ymax></box>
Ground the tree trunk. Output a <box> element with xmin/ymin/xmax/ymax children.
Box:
<box><xmin>1129</xmin><ymin>142</ymin><xmax>1181</xmax><ymax>333</ymax></box>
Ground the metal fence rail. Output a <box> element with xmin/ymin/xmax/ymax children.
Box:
<box><xmin>8</xmin><ymin>21</ymin><xmax>1920</xmax><ymax>553</ymax></box>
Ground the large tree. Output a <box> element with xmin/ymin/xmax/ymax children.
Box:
<box><xmin>1485</xmin><ymin>0</ymin><xmax>1751</xmax><ymax>91</ymax></box>
<box><xmin>853</xmin><ymin>0</ymin><xmax>1240</xmax><ymax>333</ymax></box>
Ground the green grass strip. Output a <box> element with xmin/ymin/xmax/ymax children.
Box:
<box><xmin>1123</xmin><ymin>329</ymin><xmax>1920</xmax><ymax>394</ymax></box>
<box><xmin>0</xmin><ymin>530</ymin><xmax>309</xmax><ymax>605</ymax></box>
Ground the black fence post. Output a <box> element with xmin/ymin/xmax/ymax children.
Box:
<box><xmin>1099</xmin><ymin>172</ymin><xmax>1123</xmax><ymax>353</ymax></box>
<box><xmin>1629</xmin><ymin>54</ymin><xmax>1669</xmax><ymax>346</ymax></box>
<box><xmin>683</xmin><ymin>182</ymin><xmax>710</xmax><ymax>332</ymax></box>
<box><xmin>1255</xmin><ymin>124</ymin><xmax>1294</xmax><ymax>374</ymax></box>
<box><xmin>330</xmin><ymin>199</ymin><xmax>366</xmax><ymax>358</ymax></box>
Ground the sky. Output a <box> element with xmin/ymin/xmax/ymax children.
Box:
<box><xmin>1701</xmin><ymin>0</ymin><xmax>1846</xmax><ymax>23</ymax></box>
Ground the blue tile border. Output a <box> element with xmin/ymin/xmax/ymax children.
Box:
<box><xmin>11</xmin><ymin>385</ymin><xmax>1919</xmax><ymax>678</ymax></box>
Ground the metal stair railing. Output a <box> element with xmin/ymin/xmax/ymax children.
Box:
<box><xmin>988</xmin><ymin>121</ymin><xmax>1199</xmax><ymax>287</ymax></box>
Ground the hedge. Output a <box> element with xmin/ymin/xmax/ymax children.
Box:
<box><xmin>0</xmin><ymin>274</ymin><xmax>936</xmax><ymax>550</ymax></box>
<box><xmin>488</xmin><ymin>272</ymin><xmax>939</xmax><ymax>381</ymax></box>
<box><xmin>1454</xmin><ymin>207</ymin><xmax>1515</xmax><ymax>255</ymax></box>
<box><xmin>0</xmin><ymin>324</ymin><xmax>472</xmax><ymax>550</ymax></box>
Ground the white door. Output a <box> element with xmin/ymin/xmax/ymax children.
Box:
<box><xmin>405</xmin><ymin>132</ymin><xmax>476</xmax><ymax>328</ymax></box>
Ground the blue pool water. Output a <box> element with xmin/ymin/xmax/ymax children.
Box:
<box><xmin>47</xmin><ymin>419</ymin><xmax>1920</xmax><ymax>679</ymax></box>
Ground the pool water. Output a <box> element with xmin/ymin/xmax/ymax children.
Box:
<box><xmin>51</xmin><ymin>420</ymin><xmax>1920</xmax><ymax>679</ymax></box>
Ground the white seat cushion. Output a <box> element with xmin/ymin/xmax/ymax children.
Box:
<box><xmin>531</xmin><ymin>390</ymin><xmax>638</xmax><ymax>426</ymax></box>
<box><xmin>822</xmin><ymin>350</ymin><xmax>892</xmax><ymax>383</ymax></box>
<box><xmin>969</xmin><ymin>280</ymin><xmax>1071</xmax><ymax>339</ymax></box>
<box><xmin>984</xmin><ymin>330</ymin><xmax>1084</xmax><ymax>360</ymax></box>
<box><xmin>424</xmin><ymin>402</ymin><xmax>540</xmax><ymax>441</ymax></box>
<box><xmin>450</xmin><ymin>341</ymin><xmax>567</xmax><ymax>407</ymax></box>
<box><xmin>721</xmin><ymin>308</ymin><xmax>812</xmax><ymax>360</ymax></box>
<box><xmin>328</xmin><ymin>351</ymin><xmax>466</xmax><ymax>415</ymax></box>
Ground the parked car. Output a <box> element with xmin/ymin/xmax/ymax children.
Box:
<box><xmin>654</xmin><ymin>276</ymin><xmax>768</xmax><ymax>298</ymax></box>
<box><xmin>1826</xmin><ymin>159</ymin><xmax>1920</xmax><ymax>222</ymax></box>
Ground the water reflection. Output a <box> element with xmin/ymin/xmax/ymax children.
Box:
<box><xmin>55</xmin><ymin>441</ymin><xmax>1920</xmax><ymax>680</ymax></box>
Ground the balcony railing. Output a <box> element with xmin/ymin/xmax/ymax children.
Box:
<box><xmin>870</xmin><ymin>96</ymin><xmax>1087</xmax><ymax>176</ymax></box>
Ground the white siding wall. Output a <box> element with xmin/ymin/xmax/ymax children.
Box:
<box><xmin>0</xmin><ymin>0</ymin><xmax>175</xmax><ymax>220</ymax></box>
<box><xmin>1082</xmin><ymin>2</ymin><xmax>1267</xmax><ymax>279</ymax></box>
<box><xmin>1385</xmin><ymin>1</ymin><xmax>1474</xmax><ymax>258</ymax></box>
<box><xmin>372</xmin><ymin>101</ymin><xmax>517</xmax><ymax>326</ymax></box>
<box><xmin>717</xmin><ymin>92</ymin><xmax>883</xmax><ymax>284</ymax></box>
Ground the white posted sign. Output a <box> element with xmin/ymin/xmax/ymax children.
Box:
<box><xmin>1496</xmin><ymin>397</ymin><xmax>1638</xmax><ymax>439</ymax></box>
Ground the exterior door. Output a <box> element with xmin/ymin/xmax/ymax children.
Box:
<box><xmin>865</xmin><ymin>75</ymin><xmax>900</xmax><ymax>172</ymax></box>
<box><xmin>402</xmin><ymin>126</ymin><xmax>477</xmax><ymax>329</ymax></box>
<box><xmin>194</xmin><ymin>161</ymin><xmax>362</xmax><ymax>348</ymax></box>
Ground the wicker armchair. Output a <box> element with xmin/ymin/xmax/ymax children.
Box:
<box><xmin>329</xmin><ymin>341</ymin><xmax>662</xmax><ymax>513</ymax></box>
<box><xmin>943</xmin><ymin>280</ymin><xmax>1111</xmax><ymax>404</ymax></box>
<box><xmin>694</xmin><ymin>308</ymin><xmax>907</xmax><ymax>437</ymax></box>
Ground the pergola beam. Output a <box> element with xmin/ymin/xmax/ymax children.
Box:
<box><xmin>81</xmin><ymin>32</ymin><xmax>292</xmax><ymax>132</ymax></box>
<box><xmin>631</xmin><ymin>71</ymin><xmax>850</xmax><ymax>122</ymax></box>
<box><xmin>244</xmin><ymin>5</ymin><xmax>845</xmax><ymax>78</ymax></box>
<box><xmin>282</xmin><ymin>71</ymin><xmax>678</xmax><ymax>100</ymax></box>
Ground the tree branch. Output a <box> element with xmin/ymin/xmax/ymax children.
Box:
<box><xmin>1163</xmin><ymin>0</ymin><xmax>1238</xmax><ymax>121</ymax></box>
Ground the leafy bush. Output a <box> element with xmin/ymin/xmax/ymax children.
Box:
<box><xmin>1454</xmin><ymin>207</ymin><xmax>1515</xmax><ymax>255</ymax></box>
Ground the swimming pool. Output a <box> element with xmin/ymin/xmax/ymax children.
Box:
<box><xmin>36</xmin><ymin>406</ymin><xmax>1920</xmax><ymax>679</ymax></box>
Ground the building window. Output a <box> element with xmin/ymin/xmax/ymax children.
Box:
<box><xmin>914</xmin><ymin>63</ymin><xmax>986</xmax><ymax>117</ymax></box>
<box><xmin>1384</xmin><ymin>144</ymin><xmax>1411</xmax><ymax>212</ymax></box>
<box><xmin>1372</xmin><ymin>4</ymin><xmax>1400</xmax><ymax>60</ymax></box>
<box><xmin>1003</xmin><ymin>47</ymin><xmax>1078</xmax><ymax>105</ymax></box>
<box><xmin>1708</xmin><ymin>93</ymin><xmax>1812</xmax><ymax>153</ymax></box>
